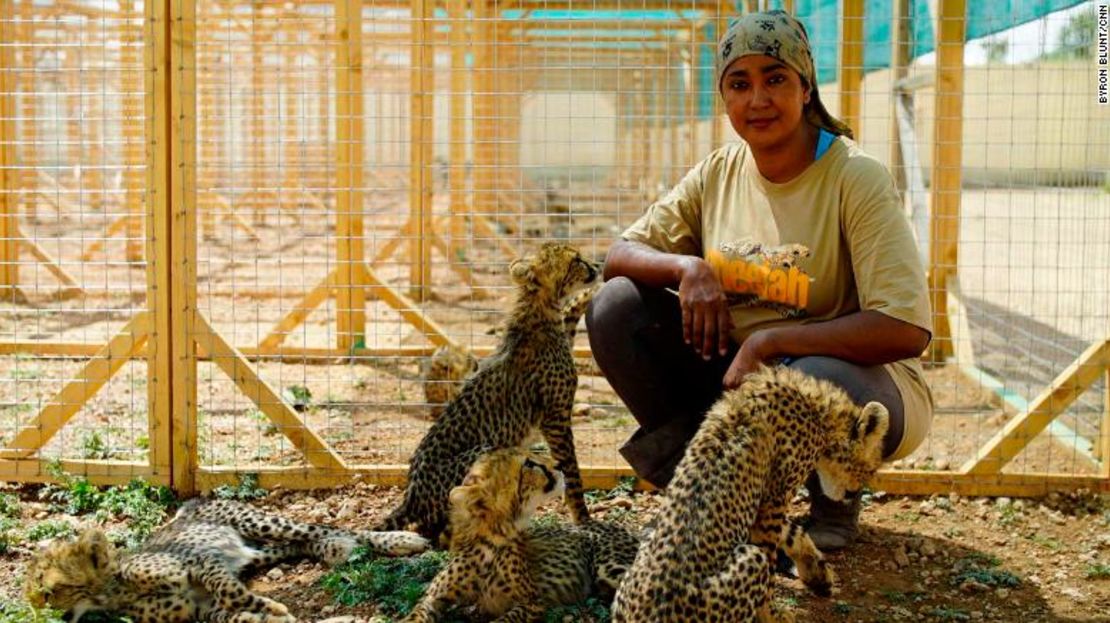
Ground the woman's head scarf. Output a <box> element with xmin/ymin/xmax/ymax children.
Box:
<box><xmin>716</xmin><ymin>9</ymin><xmax>854</xmax><ymax>139</ymax></box>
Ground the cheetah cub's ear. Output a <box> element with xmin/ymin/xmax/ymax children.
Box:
<box><xmin>509</xmin><ymin>257</ymin><xmax>534</xmax><ymax>285</ymax></box>
<box><xmin>851</xmin><ymin>402</ymin><xmax>890</xmax><ymax>450</ymax></box>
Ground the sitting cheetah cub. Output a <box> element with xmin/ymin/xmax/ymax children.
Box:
<box><xmin>25</xmin><ymin>498</ymin><xmax>429</xmax><ymax>623</ymax></box>
<box><xmin>378</xmin><ymin>243</ymin><xmax>599</xmax><ymax>542</ymax></box>
<box><xmin>420</xmin><ymin>283</ymin><xmax>600</xmax><ymax>419</ymax></box>
<box><xmin>404</xmin><ymin>448</ymin><xmax>641</xmax><ymax>622</ymax></box>
<box><xmin>612</xmin><ymin>366</ymin><xmax>889</xmax><ymax>623</ymax></box>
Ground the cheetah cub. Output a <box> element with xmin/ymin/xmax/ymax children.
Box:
<box><xmin>25</xmin><ymin>498</ymin><xmax>429</xmax><ymax>623</ymax></box>
<box><xmin>612</xmin><ymin>366</ymin><xmax>889</xmax><ymax>623</ymax></box>
<box><xmin>420</xmin><ymin>283</ymin><xmax>600</xmax><ymax>419</ymax></box>
<box><xmin>404</xmin><ymin>448</ymin><xmax>641</xmax><ymax>623</ymax></box>
<box><xmin>378</xmin><ymin>243</ymin><xmax>599</xmax><ymax>541</ymax></box>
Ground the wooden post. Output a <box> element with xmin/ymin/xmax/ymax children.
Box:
<box><xmin>249</xmin><ymin>2</ymin><xmax>267</xmax><ymax>225</ymax></box>
<box><xmin>1102</xmin><ymin>369</ymin><xmax>1110</xmax><ymax>477</ymax></box>
<box><xmin>839</xmin><ymin>0</ymin><xmax>864</xmax><ymax>138</ymax></box>
<box><xmin>0</xmin><ymin>1</ymin><xmax>19</xmax><ymax>300</ymax></box>
<box><xmin>335</xmin><ymin>0</ymin><xmax>367</xmax><ymax>351</ymax></box>
<box><xmin>447</xmin><ymin>0</ymin><xmax>468</xmax><ymax>250</ymax></box>
<box><xmin>121</xmin><ymin>0</ymin><xmax>145</xmax><ymax>262</ymax></box>
<box><xmin>472</xmin><ymin>0</ymin><xmax>495</xmax><ymax>228</ymax></box>
<box><xmin>169</xmin><ymin>0</ymin><xmax>200</xmax><ymax>494</ymax></box>
<box><xmin>712</xmin><ymin>0</ymin><xmax>733</xmax><ymax>150</ymax></box>
<box><xmin>888</xmin><ymin>0</ymin><xmax>911</xmax><ymax>193</ymax></box>
<box><xmin>927</xmin><ymin>0</ymin><xmax>966</xmax><ymax>363</ymax></box>
<box><xmin>409</xmin><ymin>0</ymin><xmax>435</xmax><ymax>300</ymax></box>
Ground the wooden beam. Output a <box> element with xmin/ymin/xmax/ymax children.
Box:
<box><xmin>962</xmin><ymin>338</ymin><xmax>1110</xmax><ymax>475</ymax></box>
<box><xmin>258</xmin><ymin>268</ymin><xmax>340</xmax><ymax>353</ymax></box>
<box><xmin>15</xmin><ymin>225</ymin><xmax>84</xmax><ymax>298</ymax></box>
<box><xmin>359</xmin><ymin>264</ymin><xmax>460</xmax><ymax>349</ymax></box>
<box><xmin>171</xmin><ymin>0</ymin><xmax>200</xmax><ymax>495</ymax></box>
<box><xmin>335</xmin><ymin>0</ymin><xmax>367</xmax><ymax>351</ymax></box>
<box><xmin>0</xmin><ymin>313</ymin><xmax>150</xmax><ymax>459</ymax></box>
<box><xmin>194</xmin><ymin>465</ymin><xmax>1109</xmax><ymax>497</ymax></box>
<box><xmin>839</xmin><ymin>0</ymin><xmax>865</xmax><ymax>138</ymax></box>
<box><xmin>193</xmin><ymin>315</ymin><xmax>346</xmax><ymax>471</ymax></box>
<box><xmin>144</xmin><ymin>0</ymin><xmax>173</xmax><ymax>487</ymax></box>
<box><xmin>409</xmin><ymin>0</ymin><xmax>436</xmax><ymax>300</ymax></box>
<box><xmin>927</xmin><ymin>0</ymin><xmax>966</xmax><ymax>363</ymax></box>
<box><xmin>0</xmin><ymin>0</ymin><xmax>18</xmax><ymax>299</ymax></box>
<box><xmin>0</xmin><ymin>459</ymin><xmax>159</xmax><ymax>487</ymax></box>
<box><xmin>888</xmin><ymin>0</ymin><xmax>912</xmax><ymax>193</ymax></box>
<box><xmin>1102</xmin><ymin>369</ymin><xmax>1110</xmax><ymax>478</ymax></box>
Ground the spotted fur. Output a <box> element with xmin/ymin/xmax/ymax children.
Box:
<box><xmin>25</xmin><ymin>499</ymin><xmax>429</xmax><ymax>623</ymax></box>
<box><xmin>404</xmin><ymin>448</ymin><xmax>640</xmax><ymax>622</ymax></box>
<box><xmin>422</xmin><ymin>283</ymin><xmax>600</xmax><ymax>419</ymax></box>
<box><xmin>379</xmin><ymin>243</ymin><xmax>600</xmax><ymax>541</ymax></box>
<box><xmin>611</xmin><ymin>366</ymin><xmax>889</xmax><ymax>623</ymax></box>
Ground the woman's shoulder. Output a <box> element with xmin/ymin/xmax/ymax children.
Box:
<box><xmin>828</xmin><ymin>136</ymin><xmax>891</xmax><ymax>182</ymax></box>
<box><xmin>695</xmin><ymin>142</ymin><xmax>752</xmax><ymax>179</ymax></box>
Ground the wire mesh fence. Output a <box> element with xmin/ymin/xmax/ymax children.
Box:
<box><xmin>0</xmin><ymin>0</ymin><xmax>1106</xmax><ymax>495</ymax></box>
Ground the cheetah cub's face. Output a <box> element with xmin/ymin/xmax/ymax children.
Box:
<box><xmin>449</xmin><ymin>448</ymin><xmax>566</xmax><ymax>531</ymax></box>
<box><xmin>509</xmin><ymin>243</ymin><xmax>600</xmax><ymax>308</ymax></box>
<box><xmin>815</xmin><ymin>401</ymin><xmax>890</xmax><ymax>501</ymax></box>
<box><xmin>25</xmin><ymin>529</ymin><xmax>116</xmax><ymax>618</ymax></box>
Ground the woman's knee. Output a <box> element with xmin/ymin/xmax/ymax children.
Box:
<box><xmin>585</xmin><ymin>276</ymin><xmax>650</xmax><ymax>339</ymax></box>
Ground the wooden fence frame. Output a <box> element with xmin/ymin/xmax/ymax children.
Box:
<box><xmin>0</xmin><ymin>0</ymin><xmax>1107</xmax><ymax>497</ymax></box>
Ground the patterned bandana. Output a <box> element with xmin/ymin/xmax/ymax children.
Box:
<box><xmin>716</xmin><ymin>10</ymin><xmax>854</xmax><ymax>139</ymax></box>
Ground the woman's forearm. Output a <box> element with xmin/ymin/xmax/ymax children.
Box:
<box><xmin>603</xmin><ymin>239</ymin><xmax>698</xmax><ymax>287</ymax></box>
<box><xmin>755</xmin><ymin>310</ymin><xmax>930</xmax><ymax>366</ymax></box>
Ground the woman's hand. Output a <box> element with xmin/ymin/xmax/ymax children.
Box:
<box><xmin>722</xmin><ymin>329</ymin><xmax>778</xmax><ymax>389</ymax></box>
<box><xmin>677</xmin><ymin>257</ymin><xmax>732</xmax><ymax>360</ymax></box>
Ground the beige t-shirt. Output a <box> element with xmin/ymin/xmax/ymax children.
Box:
<box><xmin>622</xmin><ymin>137</ymin><xmax>933</xmax><ymax>460</ymax></box>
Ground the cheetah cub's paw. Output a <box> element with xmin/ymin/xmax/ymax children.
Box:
<box><xmin>363</xmin><ymin>530</ymin><xmax>431</xmax><ymax>556</ymax></box>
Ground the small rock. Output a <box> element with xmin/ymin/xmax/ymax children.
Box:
<box><xmin>266</xmin><ymin>567</ymin><xmax>284</xmax><ymax>581</ymax></box>
<box><xmin>893</xmin><ymin>545</ymin><xmax>911</xmax><ymax>568</ymax></box>
<box><xmin>996</xmin><ymin>497</ymin><xmax>1012</xmax><ymax>508</ymax></box>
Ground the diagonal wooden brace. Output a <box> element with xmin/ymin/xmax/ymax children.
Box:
<box><xmin>961</xmin><ymin>337</ymin><xmax>1110</xmax><ymax>475</ymax></box>
<box><xmin>194</xmin><ymin>315</ymin><xmax>346</xmax><ymax>471</ymax></box>
<box><xmin>0</xmin><ymin>313</ymin><xmax>150</xmax><ymax>459</ymax></box>
<box><xmin>257</xmin><ymin>268</ymin><xmax>341</xmax><ymax>353</ymax></box>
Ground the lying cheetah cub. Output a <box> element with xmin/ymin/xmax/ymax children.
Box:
<box><xmin>612</xmin><ymin>366</ymin><xmax>889</xmax><ymax>623</ymax></box>
<box><xmin>379</xmin><ymin>243</ymin><xmax>600</xmax><ymax>541</ymax></box>
<box><xmin>25</xmin><ymin>498</ymin><xmax>429</xmax><ymax>623</ymax></box>
<box><xmin>404</xmin><ymin>448</ymin><xmax>641</xmax><ymax>622</ymax></box>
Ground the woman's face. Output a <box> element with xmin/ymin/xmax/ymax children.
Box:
<box><xmin>720</xmin><ymin>54</ymin><xmax>811</xmax><ymax>151</ymax></box>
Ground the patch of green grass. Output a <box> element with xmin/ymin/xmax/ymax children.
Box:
<box><xmin>0</xmin><ymin>600</ymin><xmax>67</xmax><ymax>623</ymax></box>
<box><xmin>0</xmin><ymin>517</ymin><xmax>20</xmax><ymax>554</ymax></box>
<box><xmin>929</xmin><ymin>606</ymin><xmax>971</xmax><ymax>621</ymax></box>
<box><xmin>1085</xmin><ymin>563</ymin><xmax>1110</xmax><ymax>580</ymax></box>
<box><xmin>544</xmin><ymin>597</ymin><xmax>610</xmax><ymax>623</ymax></box>
<box><xmin>997</xmin><ymin>503</ymin><xmax>1023</xmax><ymax>526</ymax></box>
<box><xmin>282</xmin><ymin>385</ymin><xmax>313</xmax><ymax>411</ymax></box>
<box><xmin>1027</xmin><ymin>534</ymin><xmax>1062</xmax><ymax>551</ymax></box>
<box><xmin>79</xmin><ymin>431</ymin><xmax>111</xmax><ymax>460</ymax></box>
<box><xmin>212</xmin><ymin>473</ymin><xmax>267</xmax><ymax>502</ymax></box>
<box><xmin>24</xmin><ymin>520</ymin><xmax>76</xmax><ymax>542</ymax></box>
<box><xmin>97</xmin><ymin>480</ymin><xmax>175</xmax><ymax>549</ymax></box>
<box><xmin>952</xmin><ymin>553</ymin><xmax>1021</xmax><ymax>588</ymax></box>
<box><xmin>38</xmin><ymin>464</ymin><xmax>175</xmax><ymax>549</ymax></box>
<box><xmin>0</xmin><ymin>493</ymin><xmax>21</xmax><ymax>518</ymax></box>
<box><xmin>584</xmin><ymin>476</ymin><xmax>637</xmax><ymax>504</ymax></box>
<box><xmin>832</xmin><ymin>601</ymin><xmax>852</xmax><ymax>615</ymax></box>
<box><xmin>320</xmin><ymin>548</ymin><xmax>455</xmax><ymax>619</ymax></box>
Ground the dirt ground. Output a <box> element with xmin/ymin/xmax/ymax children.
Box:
<box><xmin>1</xmin><ymin>480</ymin><xmax>1107</xmax><ymax>622</ymax></box>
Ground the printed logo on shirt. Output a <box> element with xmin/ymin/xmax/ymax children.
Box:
<box><xmin>706</xmin><ymin>241</ymin><xmax>812</xmax><ymax>318</ymax></box>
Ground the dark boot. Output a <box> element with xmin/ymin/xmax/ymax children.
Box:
<box><xmin>804</xmin><ymin>472</ymin><xmax>861</xmax><ymax>551</ymax></box>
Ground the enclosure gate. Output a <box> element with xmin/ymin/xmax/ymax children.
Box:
<box><xmin>0</xmin><ymin>0</ymin><xmax>1107</xmax><ymax>497</ymax></box>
